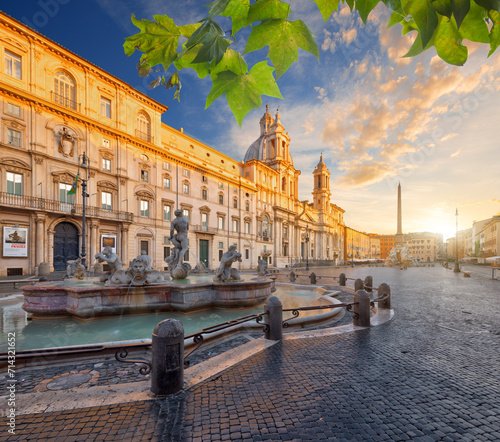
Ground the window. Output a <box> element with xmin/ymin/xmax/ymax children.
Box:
<box><xmin>245</xmin><ymin>249</ymin><xmax>250</xmax><ymax>260</ymax></box>
<box><xmin>233</xmin><ymin>198</ymin><xmax>238</xmax><ymax>209</ymax></box>
<box><xmin>183</xmin><ymin>183</ymin><xmax>190</xmax><ymax>194</ymax></box>
<box><xmin>102</xmin><ymin>191</ymin><xmax>112</xmax><ymax>211</ymax></box>
<box><xmin>202</xmin><ymin>189</ymin><xmax>208</xmax><ymax>200</ymax></box>
<box><xmin>140</xmin><ymin>240</ymin><xmax>149</xmax><ymax>256</ymax></box>
<box><xmin>102</xmin><ymin>158</ymin><xmax>111</xmax><ymax>172</ymax></box>
<box><xmin>163</xmin><ymin>162</ymin><xmax>170</xmax><ymax>170</ymax></box>
<box><xmin>202</xmin><ymin>213</ymin><xmax>208</xmax><ymax>230</ymax></box>
<box><xmin>164</xmin><ymin>236</ymin><xmax>171</xmax><ymax>244</ymax></box>
<box><xmin>182</xmin><ymin>209</ymin><xmax>190</xmax><ymax>222</ymax></box>
<box><xmin>245</xmin><ymin>201</ymin><xmax>250</xmax><ymax>211</ymax></box>
<box><xmin>6</xmin><ymin>172</ymin><xmax>22</xmax><ymax>196</ymax></box>
<box><xmin>183</xmin><ymin>169</ymin><xmax>190</xmax><ymax>177</ymax></box>
<box><xmin>219</xmin><ymin>250</ymin><xmax>224</xmax><ymax>261</ymax></box>
<box><xmin>218</xmin><ymin>216</ymin><xmax>224</xmax><ymax>230</ymax></box>
<box><xmin>283</xmin><ymin>226</ymin><xmax>288</xmax><ymax>239</ymax></box>
<box><xmin>54</xmin><ymin>71</ymin><xmax>76</xmax><ymax>110</ymax></box>
<box><xmin>163</xmin><ymin>177</ymin><xmax>171</xmax><ymax>189</ymax></box>
<box><xmin>164</xmin><ymin>246</ymin><xmax>171</xmax><ymax>260</ymax></box>
<box><xmin>218</xmin><ymin>182</ymin><xmax>224</xmax><ymax>189</ymax></box>
<box><xmin>5</xmin><ymin>51</ymin><xmax>21</xmax><ymax>79</ymax></box>
<box><xmin>100</xmin><ymin>97</ymin><xmax>111</xmax><ymax>118</ymax></box>
<box><xmin>59</xmin><ymin>183</ymin><xmax>74</xmax><ymax>204</ymax></box>
<box><xmin>137</xmin><ymin>112</ymin><xmax>151</xmax><ymax>142</ymax></box>
<box><xmin>219</xmin><ymin>194</ymin><xmax>224</xmax><ymax>205</ymax></box>
<box><xmin>219</xmin><ymin>242</ymin><xmax>224</xmax><ymax>248</ymax></box>
<box><xmin>140</xmin><ymin>200</ymin><xmax>149</xmax><ymax>217</ymax></box>
<box><xmin>233</xmin><ymin>219</ymin><xmax>239</xmax><ymax>233</ymax></box>
<box><xmin>6</xmin><ymin>103</ymin><xmax>21</xmax><ymax>117</ymax></box>
<box><xmin>7</xmin><ymin>128</ymin><xmax>21</xmax><ymax>147</ymax></box>
<box><xmin>163</xmin><ymin>205</ymin><xmax>171</xmax><ymax>221</ymax></box>
<box><xmin>202</xmin><ymin>175</ymin><xmax>208</xmax><ymax>183</ymax></box>
<box><xmin>141</xmin><ymin>170</ymin><xmax>149</xmax><ymax>182</ymax></box>
<box><xmin>245</xmin><ymin>222</ymin><xmax>250</xmax><ymax>234</ymax></box>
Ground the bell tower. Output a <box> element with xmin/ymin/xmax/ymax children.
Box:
<box><xmin>312</xmin><ymin>154</ymin><xmax>331</xmax><ymax>212</ymax></box>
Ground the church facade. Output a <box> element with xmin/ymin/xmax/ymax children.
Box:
<box><xmin>0</xmin><ymin>11</ymin><xmax>345</xmax><ymax>276</ymax></box>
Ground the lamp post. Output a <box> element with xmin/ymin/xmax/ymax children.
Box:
<box><xmin>454</xmin><ymin>208</ymin><xmax>460</xmax><ymax>273</ymax></box>
<box><xmin>305</xmin><ymin>225</ymin><xmax>310</xmax><ymax>271</ymax></box>
<box><xmin>79</xmin><ymin>153</ymin><xmax>89</xmax><ymax>269</ymax></box>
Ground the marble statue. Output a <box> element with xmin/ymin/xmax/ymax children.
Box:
<box><xmin>165</xmin><ymin>209</ymin><xmax>192</xmax><ymax>279</ymax></box>
<box><xmin>214</xmin><ymin>245</ymin><xmax>242</xmax><ymax>282</ymax></box>
<box><xmin>65</xmin><ymin>258</ymin><xmax>85</xmax><ymax>280</ymax></box>
<box><xmin>107</xmin><ymin>255</ymin><xmax>164</xmax><ymax>286</ymax></box>
<box><xmin>257</xmin><ymin>259</ymin><xmax>268</xmax><ymax>277</ymax></box>
<box><xmin>95</xmin><ymin>246</ymin><xmax>123</xmax><ymax>283</ymax></box>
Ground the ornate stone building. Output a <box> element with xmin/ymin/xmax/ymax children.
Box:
<box><xmin>0</xmin><ymin>12</ymin><xmax>345</xmax><ymax>276</ymax></box>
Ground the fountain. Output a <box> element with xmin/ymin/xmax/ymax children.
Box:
<box><xmin>22</xmin><ymin>221</ymin><xmax>273</xmax><ymax>319</ymax></box>
<box><xmin>385</xmin><ymin>244</ymin><xmax>419</xmax><ymax>267</ymax></box>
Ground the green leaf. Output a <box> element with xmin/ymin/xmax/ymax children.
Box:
<box><xmin>246</xmin><ymin>0</ymin><xmax>291</xmax><ymax>24</ymax></box>
<box><xmin>220</xmin><ymin>0</ymin><xmax>251</xmax><ymax>34</ymax></box>
<box><xmin>174</xmin><ymin>44</ymin><xmax>210</xmax><ymax>78</ymax></box>
<box><xmin>345</xmin><ymin>0</ymin><xmax>355</xmax><ymax>10</ymax></box>
<box><xmin>314</xmin><ymin>0</ymin><xmax>341</xmax><ymax>22</ymax></box>
<box><xmin>210</xmin><ymin>48</ymin><xmax>248</xmax><ymax>77</ymax></box>
<box><xmin>206</xmin><ymin>0</ymin><xmax>232</xmax><ymax>17</ymax></box>
<box><xmin>458</xmin><ymin>0</ymin><xmax>489</xmax><ymax>42</ymax></box>
<box><xmin>356</xmin><ymin>0</ymin><xmax>382</xmax><ymax>23</ymax></box>
<box><xmin>433</xmin><ymin>15</ymin><xmax>468</xmax><ymax>64</ymax></box>
<box><xmin>401</xmin><ymin>18</ymin><xmax>419</xmax><ymax>34</ymax></box>
<box><xmin>474</xmin><ymin>0</ymin><xmax>500</xmax><ymax>12</ymax></box>
<box><xmin>488</xmin><ymin>10</ymin><xmax>500</xmax><ymax>56</ymax></box>
<box><xmin>388</xmin><ymin>11</ymin><xmax>405</xmax><ymax>28</ymax></box>
<box><xmin>450</xmin><ymin>0</ymin><xmax>470</xmax><ymax>29</ymax></box>
<box><xmin>185</xmin><ymin>19</ymin><xmax>231</xmax><ymax>65</ymax></box>
<box><xmin>123</xmin><ymin>14</ymin><xmax>181</xmax><ymax>71</ymax></box>
<box><xmin>162</xmin><ymin>72</ymin><xmax>182</xmax><ymax>101</ymax></box>
<box><xmin>431</xmin><ymin>0</ymin><xmax>452</xmax><ymax>18</ymax></box>
<box><xmin>244</xmin><ymin>19</ymin><xmax>319</xmax><ymax>78</ymax></box>
<box><xmin>384</xmin><ymin>0</ymin><xmax>405</xmax><ymax>15</ymax></box>
<box><xmin>206</xmin><ymin>61</ymin><xmax>283</xmax><ymax>126</ymax></box>
<box><xmin>402</xmin><ymin>0</ymin><xmax>438</xmax><ymax>47</ymax></box>
<box><xmin>403</xmin><ymin>30</ymin><xmax>433</xmax><ymax>56</ymax></box>
<box><xmin>179</xmin><ymin>23</ymin><xmax>202</xmax><ymax>38</ymax></box>
<box><xmin>136</xmin><ymin>60</ymin><xmax>152</xmax><ymax>78</ymax></box>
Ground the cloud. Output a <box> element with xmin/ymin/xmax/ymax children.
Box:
<box><xmin>450</xmin><ymin>148</ymin><xmax>462</xmax><ymax>158</ymax></box>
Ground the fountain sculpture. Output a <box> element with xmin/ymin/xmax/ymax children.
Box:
<box><xmin>164</xmin><ymin>209</ymin><xmax>192</xmax><ymax>280</ymax></box>
<box><xmin>23</xmin><ymin>236</ymin><xmax>273</xmax><ymax>319</ymax></box>
<box><xmin>385</xmin><ymin>245</ymin><xmax>418</xmax><ymax>267</ymax></box>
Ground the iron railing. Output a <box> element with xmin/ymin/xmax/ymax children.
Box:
<box><xmin>52</xmin><ymin>91</ymin><xmax>79</xmax><ymax>111</ymax></box>
<box><xmin>0</xmin><ymin>192</ymin><xmax>134</xmax><ymax>222</ymax></box>
<box><xmin>136</xmin><ymin>129</ymin><xmax>153</xmax><ymax>143</ymax></box>
<box><xmin>282</xmin><ymin>302</ymin><xmax>358</xmax><ymax>327</ymax></box>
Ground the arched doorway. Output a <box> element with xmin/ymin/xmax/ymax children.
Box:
<box><xmin>53</xmin><ymin>222</ymin><xmax>79</xmax><ymax>270</ymax></box>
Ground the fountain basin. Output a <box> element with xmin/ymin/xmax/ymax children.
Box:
<box><xmin>22</xmin><ymin>279</ymin><xmax>274</xmax><ymax>319</ymax></box>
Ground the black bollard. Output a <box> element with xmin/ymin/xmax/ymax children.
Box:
<box><xmin>353</xmin><ymin>289</ymin><xmax>371</xmax><ymax>327</ymax></box>
<box><xmin>377</xmin><ymin>283</ymin><xmax>391</xmax><ymax>309</ymax></box>
<box><xmin>151</xmin><ymin>319</ymin><xmax>184</xmax><ymax>396</ymax></box>
<box><xmin>364</xmin><ymin>276</ymin><xmax>373</xmax><ymax>292</ymax></box>
<box><xmin>309</xmin><ymin>272</ymin><xmax>317</xmax><ymax>284</ymax></box>
<box><xmin>354</xmin><ymin>278</ymin><xmax>364</xmax><ymax>292</ymax></box>
<box><xmin>265</xmin><ymin>296</ymin><xmax>283</xmax><ymax>341</ymax></box>
<box><xmin>339</xmin><ymin>273</ymin><xmax>346</xmax><ymax>286</ymax></box>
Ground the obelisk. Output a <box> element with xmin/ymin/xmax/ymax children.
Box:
<box><xmin>395</xmin><ymin>182</ymin><xmax>404</xmax><ymax>245</ymax></box>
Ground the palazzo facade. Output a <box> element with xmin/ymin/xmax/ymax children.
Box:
<box><xmin>0</xmin><ymin>12</ymin><xmax>345</xmax><ymax>276</ymax></box>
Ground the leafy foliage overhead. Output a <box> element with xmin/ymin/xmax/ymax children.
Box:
<box><xmin>124</xmin><ymin>0</ymin><xmax>500</xmax><ymax>125</ymax></box>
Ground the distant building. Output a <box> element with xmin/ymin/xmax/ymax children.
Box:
<box><xmin>477</xmin><ymin>215</ymin><xmax>500</xmax><ymax>257</ymax></box>
<box><xmin>344</xmin><ymin>227</ymin><xmax>371</xmax><ymax>262</ymax></box>
<box><xmin>368</xmin><ymin>234</ymin><xmax>380</xmax><ymax>260</ymax></box>
<box><xmin>406</xmin><ymin>232</ymin><xmax>439</xmax><ymax>263</ymax></box>
<box><xmin>378</xmin><ymin>235</ymin><xmax>396</xmax><ymax>260</ymax></box>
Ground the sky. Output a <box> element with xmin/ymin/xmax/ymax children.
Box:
<box><xmin>3</xmin><ymin>0</ymin><xmax>499</xmax><ymax>239</ymax></box>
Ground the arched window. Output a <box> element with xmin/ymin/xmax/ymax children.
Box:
<box><xmin>137</xmin><ymin>112</ymin><xmax>151</xmax><ymax>142</ymax></box>
<box><xmin>54</xmin><ymin>71</ymin><xmax>76</xmax><ymax>110</ymax></box>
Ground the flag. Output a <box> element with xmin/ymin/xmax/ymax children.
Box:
<box><xmin>67</xmin><ymin>173</ymin><xmax>78</xmax><ymax>195</ymax></box>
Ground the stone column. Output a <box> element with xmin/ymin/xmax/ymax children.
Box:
<box><xmin>89</xmin><ymin>222</ymin><xmax>98</xmax><ymax>267</ymax></box>
<box><xmin>121</xmin><ymin>225</ymin><xmax>129</xmax><ymax>264</ymax></box>
<box><xmin>35</xmin><ymin>215</ymin><xmax>45</xmax><ymax>267</ymax></box>
<box><xmin>47</xmin><ymin>229</ymin><xmax>55</xmax><ymax>272</ymax></box>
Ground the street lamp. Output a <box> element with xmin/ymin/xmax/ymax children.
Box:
<box><xmin>305</xmin><ymin>225</ymin><xmax>310</xmax><ymax>271</ymax></box>
<box><xmin>79</xmin><ymin>153</ymin><xmax>89</xmax><ymax>269</ymax></box>
<box><xmin>454</xmin><ymin>208</ymin><xmax>460</xmax><ymax>273</ymax></box>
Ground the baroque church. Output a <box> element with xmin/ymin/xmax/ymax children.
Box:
<box><xmin>0</xmin><ymin>11</ymin><xmax>345</xmax><ymax>276</ymax></box>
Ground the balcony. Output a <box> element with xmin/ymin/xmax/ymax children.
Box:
<box><xmin>191</xmin><ymin>224</ymin><xmax>218</xmax><ymax>235</ymax></box>
<box><xmin>51</xmin><ymin>91</ymin><xmax>80</xmax><ymax>112</ymax></box>
<box><xmin>0</xmin><ymin>192</ymin><xmax>133</xmax><ymax>222</ymax></box>
<box><xmin>136</xmin><ymin>129</ymin><xmax>153</xmax><ymax>143</ymax></box>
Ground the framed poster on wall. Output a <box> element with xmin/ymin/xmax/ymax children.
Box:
<box><xmin>101</xmin><ymin>234</ymin><xmax>117</xmax><ymax>253</ymax></box>
<box><xmin>3</xmin><ymin>226</ymin><xmax>28</xmax><ymax>257</ymax></box>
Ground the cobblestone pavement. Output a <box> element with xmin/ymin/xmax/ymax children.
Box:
<box><xmin>4</xmin><ymin>266</ymin><xmax>500</xmax><ymax>441</ymax></box>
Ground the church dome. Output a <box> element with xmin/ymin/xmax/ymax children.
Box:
<box><xmin>244</xmin><ymin>135</ymin><xmax>266</xmax><ymax>162</ymax></box>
